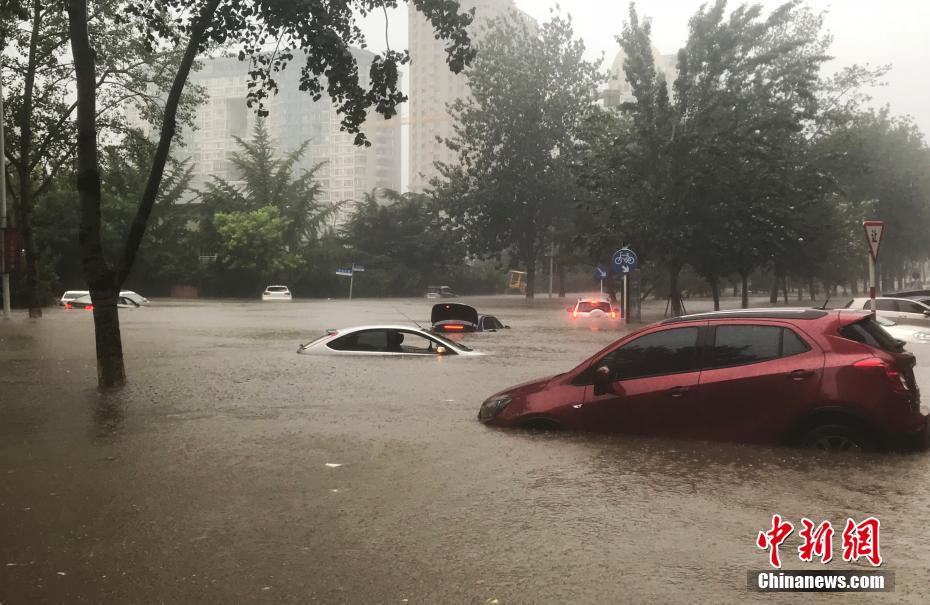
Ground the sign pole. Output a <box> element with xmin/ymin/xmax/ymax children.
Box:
<box><xmin>868</xmin><ymin>253</ymin><xmax>876</xmax><ymax>319</ymax></box>
<box><xmin>349</xmin><ymin>270</ymin><xmax>354</xmax><ymax>301</ymax></box>
<box><xmin>623</xmin><ymin>274</ymin><xmax>629</xmax><ymax>325</ymax></box>
<box><xmin>0</xmin><ymin>71</ymin><xmax>11</xmax><ymax>320</ymax></box>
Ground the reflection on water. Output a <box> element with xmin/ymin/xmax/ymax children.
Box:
<box><xmin>2</xmin><ymin>296</ymin><xmax>930</xmax><ymax>603</ymax></box>
<box><xmin>92</xmin><ymin>394</ymin><xmax>125</xmax><ymax>440</ymax></box>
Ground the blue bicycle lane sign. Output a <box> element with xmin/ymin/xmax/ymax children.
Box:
<box><xmin>612</xmin><ymin>248</ymin><xmax>638</xmax><ymax>274</ymax></box>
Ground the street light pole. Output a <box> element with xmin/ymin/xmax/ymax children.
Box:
<box><xmin>0</xmin><ymin>71</ymin><xmax>11</xmax><ymax>320</ymax></box>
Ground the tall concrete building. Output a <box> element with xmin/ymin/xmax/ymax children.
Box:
<box><xmin>407</xmin><ymin>0</ymin><xmax>530</xmax><ymax>193</ymax></box>
<box><xmin>181</xmin><ymin>49</ymin><xmax>401</xmax><ymax>221</ymax></box>
<box><xmin>602</xmin><ymin>47</ymin><xmax>678</xmax><ymax>108</ymax></box>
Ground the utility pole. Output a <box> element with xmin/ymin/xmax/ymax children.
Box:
<box><xmin>1</xmin><ymin>71</ymin><xmax>11</xmax><ymax>320</ymax></box>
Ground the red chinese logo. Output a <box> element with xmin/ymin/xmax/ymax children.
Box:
<box><xmin>757</xmin><ymin>515</ymin><xmax>881</xmax><ymax>567</ymax></box>
<box><xmin>757</xmin><ymin>514</ymin><xmax>794</xmax><ymax>568</ymax></box>
<box><xmin>798</xmin><ymin>518</ymin><xmax>834</xmax><ymax>564</ymax></box>
<box><xmin>842</xmin><ymin>517</ymin><xmax>882</xmax><ymax>566</ymax></box>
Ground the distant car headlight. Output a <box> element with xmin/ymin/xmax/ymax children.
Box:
<box><xmin>914</xmin><ymin>331</ymin><xmax>930</xmax><ymax>341</ymax></box>
<box><xmin>478</xmin><ymin>395</ymin><xmax>512</xmax><ymax>420</ymax></box>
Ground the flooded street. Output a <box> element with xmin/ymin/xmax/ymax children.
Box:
<box><xmin>3</xmin><ymin>296</ymin><xmax>930</xmax><ymax>603</ymax></box>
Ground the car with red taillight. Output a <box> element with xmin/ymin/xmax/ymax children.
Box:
<box><xmin>567</xmin><ymin>296</ymin><xmax>621</xmax><ymax>324</ymax></box>
<box><xmin>479</xmin><ymin>308</ymin><xmax>927</xmax><ymax>452</ymax></box>
<box><xmin>65</xmin><ymin>294</ymin><xmax>140</xmax><ymax>311</ymax></box>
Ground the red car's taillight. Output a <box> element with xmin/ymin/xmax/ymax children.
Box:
<box><xmin>86</xmin><ymin>304</ymin><xmax>94</xmax><ymax>311</ymax></box>
<box><xmin>853</xmin><ymin>357</ymin><xmax>909</xmax><ymax>393</ymax></box>
<box><xmin>65</xmin><ymin>302</ymin><xmax>73</xmax><ymax>309</ymax></box>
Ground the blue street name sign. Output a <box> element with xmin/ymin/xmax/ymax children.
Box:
<box><xmin>335</xmin><ymin>268</ymin><xmax>353</xmax><ymax>277</ymax></box>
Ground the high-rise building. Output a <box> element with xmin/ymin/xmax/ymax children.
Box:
<box><xmin>180</xmin><ymin>49</ymin><xmax>402</xmax><ymax>221</ymax></box>
<box><xmin>602</xmin><ymin>47</ymin><xmax>678</xmax><ymax>108</ymax></box>
<box><xmin>407</xmin><ymin>0</ymin><xmax>531</xmax><ymax>193</ymax></box>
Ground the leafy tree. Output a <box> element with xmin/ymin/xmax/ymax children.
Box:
<box><xmin>339</xmin><ymin>188</ymin><xmax>463</xmax><ymax>295</ymax></box>
<box><xmin>602</xmin><ymin>1</ymin><xmax>830</xmax><ymax>313</ymax></box>
<box><xmin>200</xmin><ymin>120</ymin><xmax>333</xmax><ymax>250</ymax></box>
<box><xmin>819</xmin><ymin>110</ymin><xmax>930</xmax><ymax>290</ymax></box>
<box><xmin>99</xmin><ymin>130</ymin><xmax>199</xmax><ymax>291</ymax></box>
<box><xmin>214</xmin><ymin>207</ymin><xmax>297</xmax><ymax>284</ymax></box>
<box><xmin>197</xmin><ymin>121</ymin><xmax>336</xmax><ymax>294</ymax></box>
<box><xmin>434</xmin><ymin>10</ymin><xmax>602</xmax><ymax>298</ymax></box>
<box><xmin>64</xmin><ymin>0</ymin><xmax>474</xmax><ymax>387</ymax></box>
<box><xmin>1</xmin><ymin>0</ymin><xmax>201</xmax><ymax>316</ymax></box>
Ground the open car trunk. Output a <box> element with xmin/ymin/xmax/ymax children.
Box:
<box><xmin>431</xmin><ymin>303</ymin><xmax>479</xmax><ymax>331</ymax></box>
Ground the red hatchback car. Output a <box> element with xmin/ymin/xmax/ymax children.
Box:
<box><xmin>478</xmin><ymin>309</ymin><xmax>928</xmax><ymax>451</ymax></box>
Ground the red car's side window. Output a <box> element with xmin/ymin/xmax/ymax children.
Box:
<box><xmin>705</xmin><ymin>325</ymin><xmax>811</xmax><ymax>370</ymax></box>
<box><xmin>599</xmin><ymin>327</ymin><xmax>701</xmax><ymax>381</ymax></box>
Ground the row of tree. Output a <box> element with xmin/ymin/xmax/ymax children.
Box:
<box><xmin>430</xmin><ymin>2</ymin><xmax>930</xmax><ymax>314</ymax></box>
<box><xmin>24</xmin><ymin>121</ymin><xmax>498</xmax><ymax>300</ymax></box>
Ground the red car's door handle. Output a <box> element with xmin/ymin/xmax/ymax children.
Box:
<box><xmin>788</xmin><ymin>369</ymin><xmax>815</xmax><ymax>380</ymax></box>
<box><xmin>667</xmin><ymin>386</ymin><xmax>690</xmax><ymax>398</ymax></box>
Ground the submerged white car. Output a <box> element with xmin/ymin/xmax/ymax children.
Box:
<box><xmin>876</xmin><ymin>316</ymin><xmax>930</xmax><ymax>345</ymax></box>
<box><xmin>59</xmin><ymin>289</ymin><xmax>148</xmax><ymax>306</ymax></box>
<box><xmin>262</xmin><ymin>285</ymin><xmax>292</xmax><ymax>301</ymax></box>
<box><xmin>297</xmin><ymin>325</ymin><xmax>482</xmax><ymax>357</ymax></box>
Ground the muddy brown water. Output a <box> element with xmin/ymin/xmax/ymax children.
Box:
<box><xmin>2</xmin><ymin>296</ymin><xmax>930</xmax><ymax>604</ymax></box>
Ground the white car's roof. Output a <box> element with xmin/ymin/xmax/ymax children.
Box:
<box><xmin>850</xmin><ymin>296</ymin><xmax>925</xmax><ymax>302</ymax></box>
<box><xmin>332</xmin><ymin>324</ymin><xmax>434</xmax><ymax>333</ymax></box>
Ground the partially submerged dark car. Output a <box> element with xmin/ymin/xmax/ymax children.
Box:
<box><xmin>431</xmin><ymin>303</ymin><xmax>509</xmax><ymax>333</ymax></box>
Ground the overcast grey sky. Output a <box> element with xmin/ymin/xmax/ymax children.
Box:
<box><xmin>359</xmin><ymin>0</ymin><xmax>929</xmax><ymax>190</ymax></box>
<box><xmin>362</xmin><ymin>0</ymin><xmax>929</xmax><ymax>129</ymax></box>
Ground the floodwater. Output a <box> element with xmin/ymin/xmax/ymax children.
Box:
<box><xmin>2</xmin><ymin>295</ymin><xmax>930</xmax><ymax>604</ymax></box>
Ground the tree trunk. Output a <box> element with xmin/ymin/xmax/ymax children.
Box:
<box><xmin>740</xmin><ymin>271</ymin><xmax>749</xmax><ymax>309</ymax></box>
<box><xmin>808</xmin><ymin>278</ymin><xmax>817</xmax><ymax>302</ymax></box>
<box><xmin>710</xmin><ymin>276</ymin><xmax>720</xmax><ymax>311</ymax></box>
<box><xmin>769</xmin><ymin>273</ymin><xmax>779</xmax><ymax>304</ymax></box>
<box><xmin>67</xmin><ymin>0</ymin><xmax>219</xmax><ymax>387</ymax></box>
<box><xmin>668</xmin><ymin>264</ymin><xmax>684</xmax><ymax>317</ymax></box>
<box><xmin>557</xmin><ymin>256</ymin><xmax>565</xmax><ymax>298</ymax></box>
<box><xmin>781</xmin><ymin>275</ymin><xmax>788</xmax><ymax>304</ymax></box>
<box><xmin>525</xmin><ymin>262</ymin><xmax>535</xmax><ymax>299</ymax></box>
<box><xmin>68</xmin><ymin>0</ymin><xmax>125</xmax><ymax>388</ymax></box>
<box><xmin>17</xmin><ymin>1</ymin><xmax>43</xmax><ymax>317</ymax></box>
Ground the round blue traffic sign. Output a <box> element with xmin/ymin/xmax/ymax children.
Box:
<box><xmin>612</xmin><ymin>248</ymin><xmax>638</xmax><ymax>273</ymax></box>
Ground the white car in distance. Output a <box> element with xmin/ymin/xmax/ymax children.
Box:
<box><xmin>297</xmin><ymin>325</ymin><xmax>482</xmax><ymax>357</ymax></box>
<box><xmin>262</xmin><ymin>285</ymin><xmax>292</xmax><ymax>301</ymax></box>
<box><xmin>59</xmin><ymin>289</ymin><xmax>148</xmax><ymax>306</ymax></box>
<box><xmin>845</xmin><ymin>297</ymin><xmax>930</xmax><ymax>326</ymax></box>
